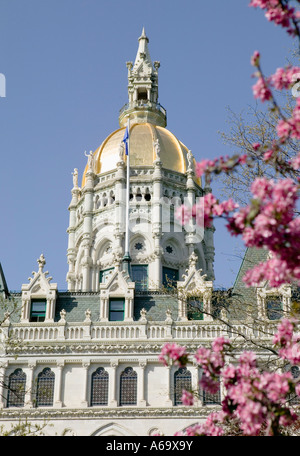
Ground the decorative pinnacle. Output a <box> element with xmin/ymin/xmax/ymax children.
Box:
<box><xmin>139</xmin><ymin>27</ymin><xmax>148</xmax><ymax>42</ymax></box>
<box><xmin>37</xmin><ymin>254</ymin><xmax>46</xmax><ymax>272</ymax></box>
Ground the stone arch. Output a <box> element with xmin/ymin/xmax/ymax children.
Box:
<box><xmin>91</xmin><ymin>422</ymin><xmax>136</xmax><ymax>436</ymax></box>
<box><xmin>130</xmin><ymin>232</ymin><xmax>152</xmax><ymax>258</ymax></box>
<box><xmin>162</xmin><ymin>235</ymin><xmax>185</xmax><ymax>263</ymax></box>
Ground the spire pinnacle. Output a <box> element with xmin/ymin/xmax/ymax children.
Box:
<box><xmin>119</xmin><ymin>31</ymin><xmax>166</xmax><ymax>128</ymax></box>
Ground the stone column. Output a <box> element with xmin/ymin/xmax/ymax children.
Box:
<box><xmin>81</xmin><ymin>361</ymin><xmax>90</xmax><ymax>407</ymax></box>
<box><xmin>165</xmin><ymin>366</ymin><xmax>173</xmax><ymax>406</ymax></box>
<box><xmin>54</xmin><ymin>361</ymin><xmax>64</xmax><ymax>408</ymax></box>
<box><xmin>190</xmin><ymin>364</ymin><xmax>200</xmax><ymax>406</ymax></box>
<box><xmin>67</xmin><ymin>185</ymin><xmax>80</xmax><ymax>291</ymax></box>
<box><xmin>124</xmin><ymin>298</ymin><xmax>134</xmax><ymax>321</ymax></box>
<box><xmin>137</xmin><ymin>361</ymin><xmax>147</xmax><ymax>407</ymax></box>
<box><xmin>108</xmin><ymin>360</ymin><xmax>118</xmax><ymax>407</ymax></box>
<box><xmin>24</xmin><ymin>362</ymin><xmax>36</xmax><ymax>408</ymax></box>
<box><xmin>81</xmin><ymin>167</ymin><xmax>95</xmax><ymax>291</ymax></box>
<box><xmin>152</xmin><ymin>159</ymin><xmax>162</xmax><ymax>289</ymax></box>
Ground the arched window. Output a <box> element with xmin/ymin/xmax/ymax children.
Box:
<box><xmin>119</xmin><ymin>367</ymin><xmax>137</xmax><ymax>406</ymax></box>
<box><xmin>200</xmin><ymin>372</ymin><xmax>221</xmax><ymax>405</ymax></box>
<box><xmin>285</xmin><ymin>365</ymin><xmax>300</xmax><ymax>405</ymax></box>
<box><xmin>35</xmin><ymin>368</ymin><xmax>55</xmax><ymax>407</ymax></box>
<box><xmin>7</xmin><ymin>369</ymin><xmax>26</xmax><ymax>408</ymax></box>
<box><xmin>174</xmin><ymin>367</ymin><xmax>192</xmax><ymax>406</ymax></box>
<box><xmin>91</xmin><ymin>367</ymin><xmax>109</xmax><ymax>406</ymax></box>
<box><xmin>266</xmin><ymin>296</ymin><xmax>283</xmax><ymax>320</ymax></box>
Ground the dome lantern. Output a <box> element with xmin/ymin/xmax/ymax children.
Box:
<box><xmin>119</xmin><ymin>28</ymin><xmax>167</xmax><ymax>128</ymax></box>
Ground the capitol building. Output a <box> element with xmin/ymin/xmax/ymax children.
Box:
<box><xmin>0</xmin><ymin>29</ymin><xmax>294</xmax><ymax>437</ymax></box>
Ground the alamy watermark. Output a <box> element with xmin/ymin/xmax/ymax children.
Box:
<box><xmin>0</xmin><ymin>73</ymin><xmax>6</xmax><ymax>97</ymax></box>
<box><xmin>113</xmin><ymin>192</ymin><xmax>205</xmax><ymax>241</ymax></box>
<box><xmin>292</xmin><ymin>73</ymin><xmax>300</xmax><ymax>98</ymax></box>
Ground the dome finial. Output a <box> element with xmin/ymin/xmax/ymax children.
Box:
<box><xmin>140</xmin><ymin>27</ymin><xmax>148</xmax><ymax>41</ymax></box>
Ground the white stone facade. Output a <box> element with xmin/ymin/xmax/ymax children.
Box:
<box><xmin>0</xmin><ymin>29</ymin><xmax>292</xmax><ymax>437</ymax></box>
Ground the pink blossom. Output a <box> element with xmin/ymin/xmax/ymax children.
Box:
<box><xmin>253</xmin><ymin>76</ymin><xmax>272</xmax><ymax>101</ymax></box>
<box><xmin>263</xmin><ymin>148</ymin><xmax>275</xmax><ymax>161</ymax></box>
<box><xmin>158</xmin><ymin>343</ymin><xmax>188</xmax><ymax>367</ymax></box>
<box><xmin>291</xmin><ymin>154</ymin><xmax>300</xmax><ymax>170</ymax></box>
<box><xmin>212</xmin><ymin>337</ymin><xmax>231</xmax><ymax>353</ymax></box>
<box><xmin>181</xmin><ymin>389</ymin><xmax>194</xmax><ymax>406</ymax></box>
<box><xmin>251</xmin><ymin>51</ymin><xmax>260</xmax><ymax>66</ymax></box>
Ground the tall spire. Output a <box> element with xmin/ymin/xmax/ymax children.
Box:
<box><xmin>132</xmin><ymin>27</ymin><xmax>152</xmax><ymax>73</ymax></box>
<box><xmin>119</xmin><ymin>29</ymin><xmax>167</xmax><ymax>128</ymax></box>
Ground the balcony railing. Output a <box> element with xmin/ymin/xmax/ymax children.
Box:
<box><xmin>3</xmin><ymin>319</ymin><xmax>279</xmax><ymax>343</ymax></box>
<box><xmin>119</xmin><ymin>100</ymin><xmax>166</xmax><ymax>117</ymax></box>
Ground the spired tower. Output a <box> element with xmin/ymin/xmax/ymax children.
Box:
<box><xmin>66</xmin><ymin>28</ymin><xmax>215</xmax><ymax>301</ymax></box>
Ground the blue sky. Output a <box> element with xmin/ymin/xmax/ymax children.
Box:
<box><xmin>0</xmin><ymin>0</ymin><xmax>295</xmax><ymax>291</ymax></box>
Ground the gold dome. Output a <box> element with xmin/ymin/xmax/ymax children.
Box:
<box><xmin>81</xmin><ymin>123</ymin><xmax>200</xmax><ymax>187</ymax></box>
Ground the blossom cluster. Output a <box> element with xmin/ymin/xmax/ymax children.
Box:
<box><xmin>249</xmin><ymin>0</ymin><xmax>300</xmax><ymax>35</ymax></box>
<box><xmin>159</xmin><ymin>320</ymin><xmax>300</xmax><ymax>436</ymax></box>
<box><xmin>176</xmin><ymin>176</ymin><xmax>300</xmax><ymax>287</ymax></box>
<box><xmin>273</xmin><ymin>319</ymin><xmax>300</xmax><ymax>364</ymax></box>
<box><xmin>226</xmin><ymin>177</ymin><xmax>300</xmax><ymax>287</ymax></box>
<box><xmin>158</xmin><ymin>342</ymin><xmax>189</xmax><ymax>367</ymax></box>
<box><xmin>195</xmin><ymin>154</ymin><xmax>248</xmax><ymax>177</ymax></box>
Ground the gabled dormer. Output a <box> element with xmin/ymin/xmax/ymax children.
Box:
<box><xmin>21</xmin><ymin>254</ymin><xmax>57</xmax><ymax>322</ymax></box>
<box><xmin>177</xmin><ymin>252</ymin><xmax>213</xmax><ymax>321</ymax></box>
<box><xmin>99</xmin><ymin>265</ymin><xmax>135</xmax><ymax>321</ymax></box>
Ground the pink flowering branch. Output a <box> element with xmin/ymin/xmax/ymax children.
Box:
<box><xmin>159</xmin><ymin>320</ymin><xmax>300</xmax><ymax>436</ymax></box>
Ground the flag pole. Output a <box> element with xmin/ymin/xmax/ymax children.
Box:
<box><xmin>123</xmin><ymin>117</ymin><xmax>131</xmax><ymax>276</ymax></box>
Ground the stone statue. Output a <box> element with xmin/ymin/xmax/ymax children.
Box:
<box><xmin>187</xmin><ymin>149</ymin><xmax>194</xmax><ymax>171</ymax></box>
<box><xmin>72</xmin><ymin>168</ymin><xmax>78</xmax><ymax>188</ymax></box>
<box><xmin>118</xmin><ymin>142</ymin><xmax>125</xmax><ymax>162</ymax></box>
<box><xmin>84</xmin><ymin>150</ymin><xmax>95</xmax><ymax>173</ymax></box>
<box><xmin>85</xmin><ymin>309</ymin><xmax>91</xmax><ymax>321</ymax></box>
<box><xmin>140</xmin><ymin>308</ymin><xmax>147</xmax><ymax>321</ymax></box>
<box><xmin>153</xmin><ymin>139</ymin><xmax>161</xmax><ymax>161</ymax></box>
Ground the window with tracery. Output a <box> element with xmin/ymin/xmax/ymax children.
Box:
<box><xmin>91</xmin><ymin>367</ymin><xmax>109</xmax><ymax>406</ymax></box>
<box><xmin>266</xmin><ymin>296</ymin><xmax>283</xmax><ymax>320</ymax></box>
<box><xmin>7</xmin><ymin>369</ymin><xmax>26</xmax><ymax>408</ymax></box>
<box><xmin>201</xmin><ymin>374</ymin><xmax>221</xmax><ymax>405</ymax></box>
<box><xmin>119</xmin><ymin>367</ymin><xmax>137</xmax><ymax>406</ymax></box>
<box><xmin>35</xmin><ymin>368</ymin><xmax>55</xmax><ymax>407</ymax></box>
<box><xmin>174</xmin><ymin>367</ymin><xmax>192</xmax><ymax>406</ymax></box>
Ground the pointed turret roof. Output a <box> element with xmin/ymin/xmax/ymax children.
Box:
<box><xmin>119</xmin><ymin>29</ymin><xmax>166</xmax><ymax>128</ymax></box>
<box><xmin>132</xmin><ymin>27</ymin><xmax>153</xmax><ymax>74</ymax></box>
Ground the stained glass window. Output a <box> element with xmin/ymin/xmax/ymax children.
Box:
<box><xmin>119</xmin><ymin>367</ymin><xmax>137</xmax><ymax>406</ymax></box>
<box><xmin>201</xmin><ymin>374</ymin><xmax>221</xmax><ymax>405</ymax></box>
<box><xmin>174</xmin><ymin>367</ymin><xmax>192</xmax><ymax>406</ymax></box>
<box><xmin>131</xmin><ymin>265</ymin><xmax>148</xmax><ymax>290</ymax></box>
<box><xmin>35</xmin><ymin>368</ymin><xmax>55</xmax><ymax>407</ymax></box>
<box><xmin>7</xmin><ymin>369</ymin><xmax>26</xmax><ymax>408</ymax></box>
<box><xmin>162</xmin><ymin>267</ymin><xmax>179</xmax><ymax>289</ymax></box>
<box><xmin>91</xmin><ymin>367</ymin><xmax>109</xmax><ymax>406</ymax></box>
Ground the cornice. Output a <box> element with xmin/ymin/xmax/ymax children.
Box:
<box><xmin>0</xmin><ymin>406</ymin><xmax>217</xmax><ymax>420</ymax></box>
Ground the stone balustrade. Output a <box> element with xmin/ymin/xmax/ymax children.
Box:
<box><xmin>4</xmin><ymin>319</ymin><xmax>279</xmax><ymax>343</ymax></box>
